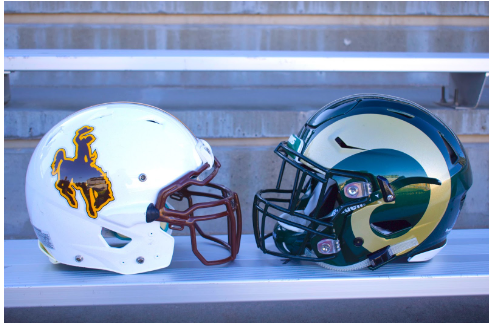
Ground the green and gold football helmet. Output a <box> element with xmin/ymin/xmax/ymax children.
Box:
<box><xmin>253</xmin><ymin>94</ymin><xmax>472</xmax><ymax>270</ymax></box>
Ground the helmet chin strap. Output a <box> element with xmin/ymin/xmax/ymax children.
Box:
<box><xmin>305</xmin><ymin>237</ymin><xmax>419</xmax><ymax>271</ymax></box>
<box><xmin>305</xmin><ymin>248</ymin><xmax>372</xmax><ymax>271</ymax></box>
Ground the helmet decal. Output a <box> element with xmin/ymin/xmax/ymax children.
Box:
<box><xmin>304</xmin><ymin>114</ymin><xmax>451</xmax><ymax>254</ymax></box>
<box><xmin>50</xmin><ymin>125</ymin><xmax>114</xmax><ymax>219</ymax></box>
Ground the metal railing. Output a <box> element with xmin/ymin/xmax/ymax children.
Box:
<box><xmin>4</xmin><ymin>49</ymin><xmax>489</xmax><ymax>108</ymax></box>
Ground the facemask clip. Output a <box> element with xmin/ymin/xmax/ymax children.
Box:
<box><xmin>196</xmin><ymin>138</ymin><xmax>214</xmax><ymax>170</ymax></box>
<box><xmin>377</xmin><ymin>176</ymin><xmax>396</xmax><ymax>202</ymax></box>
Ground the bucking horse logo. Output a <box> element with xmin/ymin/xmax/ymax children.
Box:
<box><xmin>51</xmin><ymin>126</ymin><xmax>114</xmax><ymax>218</ymax></box>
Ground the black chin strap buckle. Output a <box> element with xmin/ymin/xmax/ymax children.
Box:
<box><xmin>368</xmin><ymin>246</ymin><xmax>394</xmax><ymax>270</ymax></box>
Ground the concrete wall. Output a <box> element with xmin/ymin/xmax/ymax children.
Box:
<box><xmin>5</xmin><ymin>97</ymin><xmax>489</xmax><ymax>239</ymax></box>
<box><xmin>4</xmin><ymin>1</ymin><xmax>489</xmax><ymax>239</ymax></box>
<box><xmin>5</xmin><ymin>1</ymin><xmax>489</xmax><ymax>15</ymax></box>
<box><xmin>5</xmin><ymin>1</ymin><xmax>489</xmax><ymax>88</ymax></box>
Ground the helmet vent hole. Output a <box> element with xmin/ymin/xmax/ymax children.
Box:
<box><xmin>101</xmin><ymin>228</ymin><xmax>132</xmax><ymax>248</ymax></box>
<box><xmin>387</xmin><ymin>108</ymin><xmax>414</xmax><ymax>119</ymax></box>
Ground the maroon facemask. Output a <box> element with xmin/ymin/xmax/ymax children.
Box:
<box><xmin>146</xmin><ymin>157</ymin><xmax>242</xmax><ymax>266</ymax></box>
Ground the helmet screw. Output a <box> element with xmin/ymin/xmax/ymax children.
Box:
<box><xmin>387</xmin><ymin>195</ymin><xmax>394</xmax><ymax>202</ymax></box>
<box><xmin>353</xmin><ymin>237</ymin><xmax>364</xmax><ymax>247</ymax></box>
<box><xmin>319</xmin><ymin>243</ymin><xmax>331</xmax><ymax>253</ymax></box>
<box><xmin>139</xmin><ymin>174</ymin><xmax>147</xmax><ymax>182</ymax></box>
<box><xmin>136</xmin><ymin>256</ymin><xmax>145</xmax><ymax>264</ymax></box>
<box><xmin>347</xmin><ymin>185</ymin><xmax>359</xmax><ymax>197</ymax></box>
<box><xmin>75</xmin><ymin>255</ymin><xmax>83</xmax><ymax>262</ymax></box>
<box><xmin>317</xmin><ymin>239</ymin><xmax>339</xmax><ymax>255</ymax></box>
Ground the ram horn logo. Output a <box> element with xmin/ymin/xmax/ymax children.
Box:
<box><xmin>51</xmin><ymin>126</ymin><xmax>114</xmax><ymax>218</ymax></box>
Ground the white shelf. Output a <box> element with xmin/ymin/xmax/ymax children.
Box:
<box><xmin>5</xmin><ymin>229</ymin><xmax>489</xmax><ymax>307</ymax></box>
<box><xmin>5</xmin><ymin>50</ymin><xmax>489</xmax><ymax>72</ymax></box>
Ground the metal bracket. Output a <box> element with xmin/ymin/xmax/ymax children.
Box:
<box><xmin>436</xmin><ymin>72</ymin><xmax>488</xmax><ymax>109</ymax></box>
<box><xmin>4</xmin><ymin>71</ymin><xmax>11</xmax><ymax>105</ymax></box>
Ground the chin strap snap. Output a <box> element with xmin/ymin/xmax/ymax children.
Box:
<box><xmin>305</xmin><ymin>237</ymin><xmax>419</xmax><ymax>271</ymax></box>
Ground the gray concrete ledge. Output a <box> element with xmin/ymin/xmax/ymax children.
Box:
<box><xmin>5</xmin><ymin>1</ymin><xmax>489</xmax><ymax>16</ymax></box>
<box><xmin>5</xmin><ymin>14</ymin><xmax>489</xmax><ymax>27</ymax></box>
<box><xmin>5</xmin><ymin>24</ymin><xmax>489</xmax><ymax>53</ymax></box>
<box><xmin>6</xmin><ymin>71</ymin><xmax>459</xmax><ymax>88</ymax></box>
<box><xmin>4</xmin><ymin>86</ymin><xmax>489</xmax><ymax>139</ymax></box>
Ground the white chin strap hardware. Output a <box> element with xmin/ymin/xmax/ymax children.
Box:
<box><xmin>195</xmin><ymin>138</ymin><xmax>214</xmax><ymax>170</ymax></box>
<box><xmin>305</xmin><ymin>237</ymin><xmax>419</xmax><ymax>271</ymax></box>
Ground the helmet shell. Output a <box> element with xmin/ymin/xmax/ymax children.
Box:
<box><xmin>297</xmin><ymin>94</ymin><xmax>471</xmax><ymax>266</ymax></box>
<box><xmin>26</xmin><ymin>102</ymin><xmax>204</xmax><ymax>274</ymax></box>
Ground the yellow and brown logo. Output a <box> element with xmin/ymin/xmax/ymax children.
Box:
<box><xmin>51</xmin><ymin>126</ymin><xmax>114</xmax><ymax>218</ymax></box>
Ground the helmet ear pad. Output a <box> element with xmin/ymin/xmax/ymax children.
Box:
<box><xmin>316</xmin><ymin>180</ymin><xmax>339</xmax><ymax>219</ymax></box>
<box><xmin>272</xmin><ymin>180</ymin><xmax>339</xmax><ymax>256</ymax></box>
<box><xmin>273</xmin><ymin>223</ymin><xmax>308</xmax><ymax>256</ymax></box>
<box><xmin>304</xmin><ymin>179</ymin><xmax>339</xmax><ymax>220</ymax></box>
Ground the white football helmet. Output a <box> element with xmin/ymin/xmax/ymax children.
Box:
<box><xmin>26</xmin><ymin>102</ymin><xmax>242</xmax><ymax>274</ymax></box>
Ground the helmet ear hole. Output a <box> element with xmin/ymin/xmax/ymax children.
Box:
<box><xmin>101</xmin><ymin>228</ymin><xmax>132</xmax><ymax>248</ymax></box>
<box><xmin>370</xmin><ymin>220</ymin><xmax>412</xmax><ymax>237</ymax></box>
